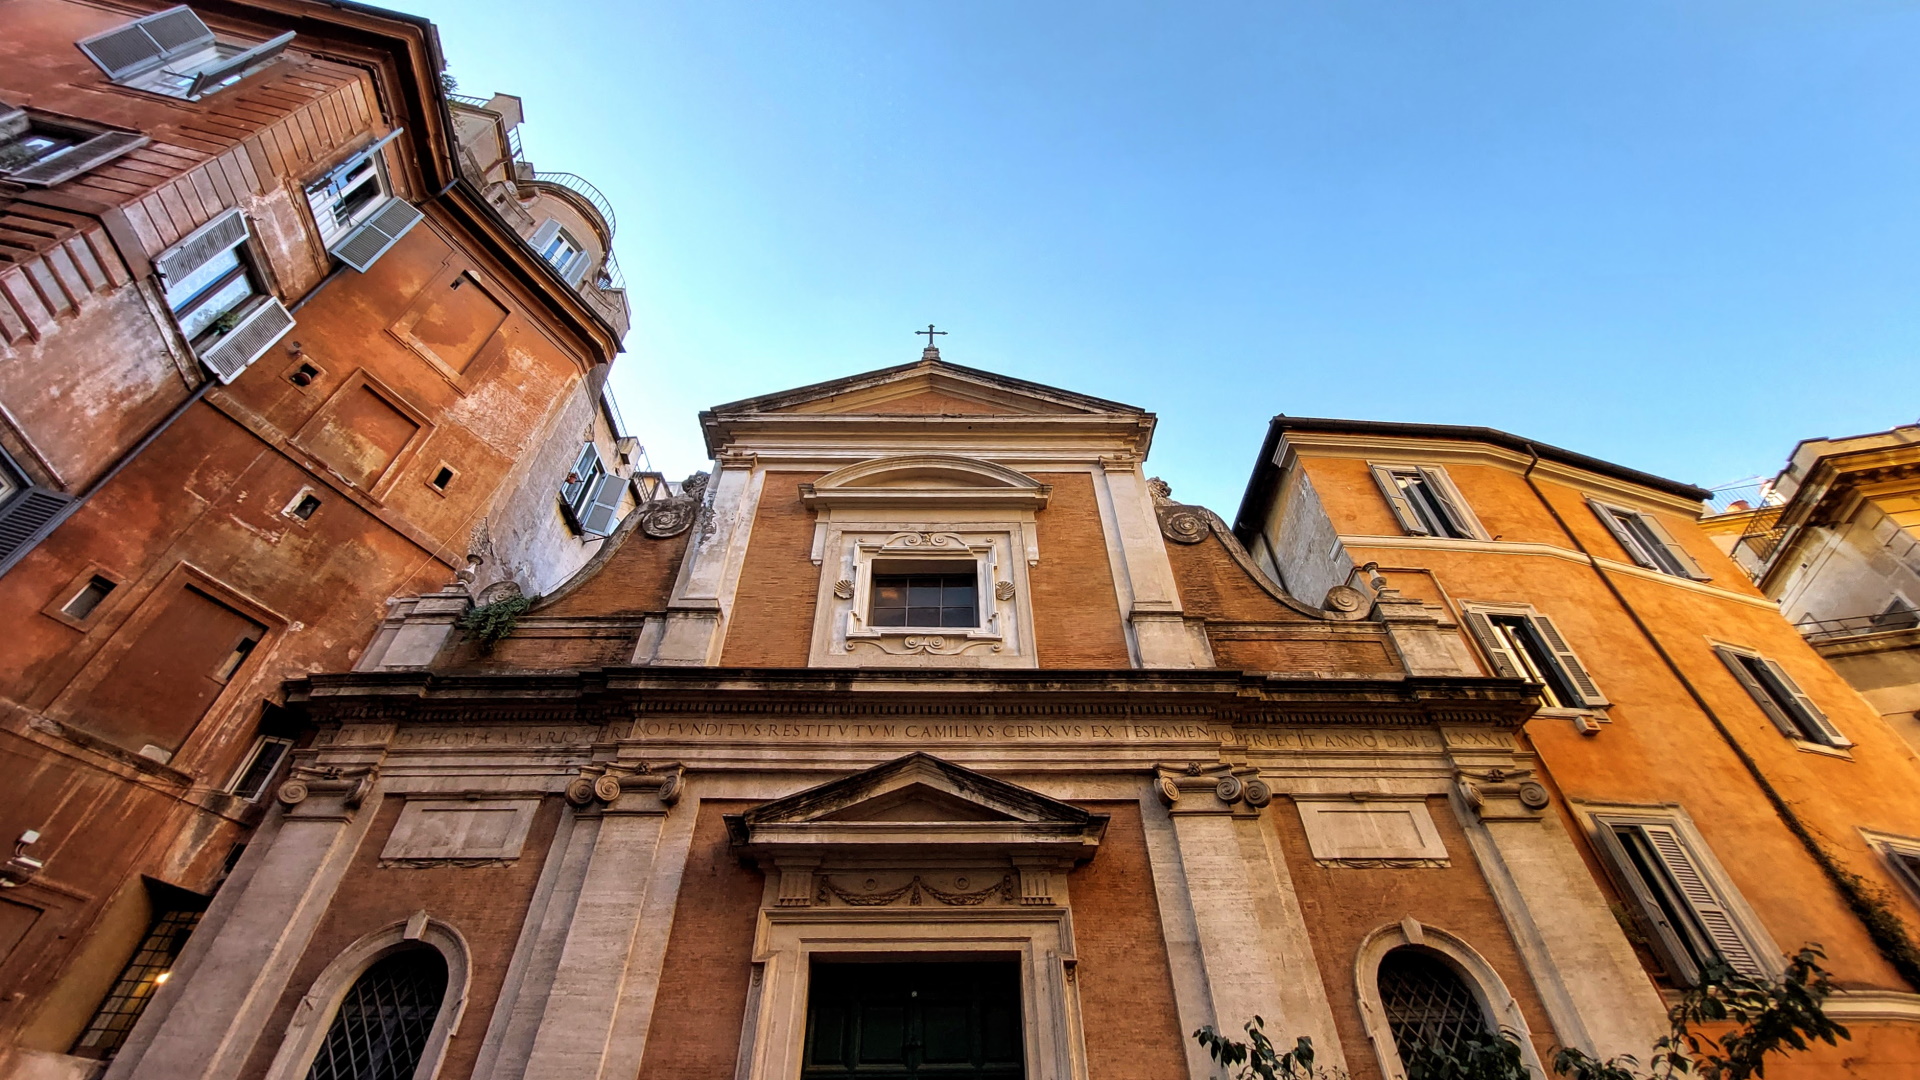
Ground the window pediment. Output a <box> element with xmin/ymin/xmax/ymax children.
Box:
<box><xmin>800</xmin><ymin>455</ymin><xmax>1051</xmax><ymax>511</ymax></box>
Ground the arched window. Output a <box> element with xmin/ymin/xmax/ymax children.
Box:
<box><xmin>1376</xmin><ymin>946</ymin><xmax>1491</xmax><ymax>1065</ymax></box>
<box><xmin>305</xmin><ymin>946</ymin><xmax>448</xmax><ymax>1080</ymax></box>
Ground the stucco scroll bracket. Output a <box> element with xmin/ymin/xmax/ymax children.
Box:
<box><xmin>1156</xmin><ymin>762</ymin><xmax>1270</xmax><ymax>815</ymax></box>
<box><xmin>563</xmin><ymin>761</ymin><xmax>685</xmax><ymax>812</ymax></box>
<box><xmin>277</xmin><ymin>762</ymin><xmax>377</xmax><ymax>812</ymax></box>
<box><xmin>1455</xmin><ymin>766</ymin><xmax>1550</xmax><ymax>822</ymax></box>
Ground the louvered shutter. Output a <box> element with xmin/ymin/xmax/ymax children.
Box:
<box><xmin>1419</xmin><ymin>466</ymin><xmax>1484</xmax><ymax>539</ymax></box>
<box><xmin>1369</xmin><ymin>465</ymin><xmax>1429</xmax><ymax>536</ymax></box>
<box><xmin>1638</xmin><ymin>511</ymin><xmax>1710</xmax><ymax>581</ymax></box>
<box><xmin>0</xmin><ymin>487</ymin><xmax>74</xmax><ymax>566</ymax></box>
<box><xmin>1714</xmin><ymin>646</ymin><xmax>1800</xmax><ymax>739</ymax></box>
<box><xmin>185</xmin><ymin>31</ymin><xmax>295</xmax><ymax>99</ymax></box>
<box><xmin>78</xmin><ymin>6</ymin><xmax>214</xmax><ymax>80</ymax></box>
<box><xmin>0</xmin><ymin>104</ymin><xmax>27</xmax><ymax>141</ymax></box>
<box><xmin>527</xmin><ymin>218</ymin><xmax>561</xmax><ymax>257</ymax></box>
<box><xmin>577</xmin><ymin>474</ymin><xmax>625</xmax><ymax>537</ymax></box>
<box><xmin>1638</xmin><ymin>823</ymin><xmax>1766</xmax><ymax>977</ymax></box>
<box><xmin>7</xmin><ymin>131</ymin><xmax>150</xmax><ymax>187</ymax></box>
<box><xmin>329</xmin><ymin>197</ymin><xmax>424</xmax><ymax>271</ymax></box>
<box><xmin>155</xmin><ymin>208</ymin><xmax>249</xmax><ymax>285</ymax></box>
<box><xmin>564</xmin><ymin>250</ymin><xmax>593</xmax><ymax>287</ymax></box>
<box><xmin>1530</xmin><ymin>613</ymin><xmax>1608</xmax><ymax>706</ymax></box>
<box><xmin>1761</xmin><ymin>658</ymin><xmax>1850</xmax><ymax>747</ymax></box>
<box><xmin>198</xmin><ymin>297</ymin><xmax>294</xmax><ymax>382</ymax></box>
<box><xmin>1460</xmin><ymin>609</ymin><xmax>1522</xmax><ymax>679</ymax></box>
<box><xmin>1589</xmin><ymin>499</ymin><xmax>1655</xmax><ymax>569</ymax></box>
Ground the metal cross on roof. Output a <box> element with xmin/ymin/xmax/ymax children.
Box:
<box><xmin>915</xmin><ymin>324</ymin><xmax>947</xmax><ymax>349</ymax></box>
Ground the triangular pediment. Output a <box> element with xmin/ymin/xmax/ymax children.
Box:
<box><xmin>733</xmin><ymin>753</ymin><xmax>1096</xmax><ymax>829</ymax></box>
<box><xmin>705</xmin><ymin>358</ymin><xmax>1144</xmax><ymax>419</ymax></box>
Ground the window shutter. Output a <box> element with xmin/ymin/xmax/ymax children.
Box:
<box><xmin>1589</xmin><ymin>499</ymin><xmax>1655</xmax><ymax>569</ymax></box>
<box><xmin>1638</xmin><ymin>823</ymin><xmax>1765</xmax><ymax>977</ymax></box>
<box><xmin>1638</xmin><ymin>512</ymin><xmax>1710</xmax><ymax>581</ymax></box>
<box><xmin>1369</xmin><ymin>465</ymin><xmax>1429</xmax><ymax>536</ymax></box>
<box><xmin>564</xmin><ymin>250</ymin><xmax>593</xmax><ymax>288</ymax></box>
<box><xmin>185</xmin><ymin>30</ymin><xmax>295</xmax><ymax>99</ymax></box>
<box><xmin>1714</xmin><ymin>646</ymin><xmax>1800</xmax><ymax>739</ymax></box>
<box><xmin>0</xmin><ymin>487</ymin><xmax>74</xmax><ymax>565</ymax></box>
<box><xmin>1418</xmin><ymin>466</ymin><xmax>1484</xmax><ymax>539</ymax></box>
<box><xmin>6</xmin><ymin>131</ymin><xmax>150</xmax><ymax>187</ymax></box>
<box><xmin>1530</xmin><ymin>613</ymin><xmax>1608</xmax><ymax>706</ymax></box>
<box><xmin>155</xmin><ymin>208</ymin><xmax>249</xmax><ymax>285</ymax></box>
<box><xmin>78</xmin><ymin>6</ymin><xmax>214</xmax><ymax>80</ymax></box>
<box><xmin>329</xmin><ymin>197</ymin><xmax>425</xmax><ymax>272</ymax></box>
<box><xmin>578</xmin><ymin>474</ymin><xmax>625</xmax><ymax>537</ymax></box>
<box><xmin>198</xmin><ymin>298</ymin><xmax>295</xmax><ymax>383</ymax></box>
<box><xmin>0</xmin><ymin>104</ymin><xmax>28</xmax><ymax>141</ymax></box>
<box><xmin>1460</xmin><ymin>609</ymin><xmax>1522</xmax><ymax>680</ymax></box>
<box><xmin>527</xmin><ymin>218</ymin><xmax>562</xmax><ymax>256</ymax></box>
<box><xmin>1761</xmin><ymin>658</ymin><xmax>1850</xmax><ymax>747</ymax></box>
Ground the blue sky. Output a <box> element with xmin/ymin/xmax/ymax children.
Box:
<box><xmin>406</xmin><ymin>0</ymin><xmax>1920</xmax><ymax>515</ymax></box>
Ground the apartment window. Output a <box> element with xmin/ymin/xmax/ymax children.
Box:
<box><xmin>870</xmin><ymin>571</ymin><xmax>979</xmax><ymax>629</ymax></box>
<box><xmin>1369</xmin><ymin>464</ymin><xmax>1484</xmax><ymax>540</ymax></box>
<box><xmin>1461</xmin><ymin>604</ymin><xmax>1607</xmax><ymax>708</ymax></box>
<box><xmin>226</xmin><ymin>735</ymin><xmax>293</xmax><ymax>801</ymax></box>
<box><xmin>1712</xmin><ymin>645</ymin><xmax>1850</xmax><ymax>748</ymax></box>
<box><xmin>72</xmin><ymin>883</ymin><xmax>208</xmax><ymax>1059</ymax></box>
<box><xmin>155</xmin><ymin>209</ymin><xmax>294</xmax><ymax>383</ymax></box>
<box><xmin>62</xmin><ymin>576</ymin><xmax>118</xmax><ymax>620</ymax></box>
<box><xmin>76</xmin><ymin>6</ymin><xmax>293</xmax><ymax>102</ymax></box>
<box><xmin>306</xmin><ymin>134</ymin><xmax>425</xmax><ymax>272</ymax></box>
<box><xmin>1867</xmin><ymin>834</ymin><xmax>1920</xmax><ymax>906</ymax></box>
<box><xmin>0</xmin><ymin>102</ymin><xmax>147</xmax><ymax>187</ymax></box>
<box><xmin>560</xmin><ymin>443</ymin><xmax>624</xmax><ymax>537</ymax></box>
<box><xmin>0</xmin><ymin>447</ymin><xmax>73</xmax><ymax>570</ymax></box>
<box><xmin>1591</xmin><ymin>812</ymin><xmax>1770</xmax><ymax>985</ymax></box>
<box><xmin>1590</xmin><ymin>500</ymin><xmax>1708</xmax><ymax>580</ymax></box>
<box><xmin>528</xmin><ymin>218</ymin><xmax>593</xmax><ymax>286</ymax></box>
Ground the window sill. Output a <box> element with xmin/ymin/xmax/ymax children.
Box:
<box><xmin>843</xmin><ymin>622</ymin><xmax>1004</xmax><ymax>659</ymax></box>
<box><xmin>1791</xmin><ymin>739</ymin><xmax>1855</xmax><ymax>761</ymax></box>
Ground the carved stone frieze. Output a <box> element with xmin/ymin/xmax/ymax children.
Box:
<box><xmin>815</xmin><ymin>874</ymin><xmax>1018</xmax><ymax>908</ymax></box>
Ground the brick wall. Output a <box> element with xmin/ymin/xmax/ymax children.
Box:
<box><xmin>719</xmin><ymin>473</ymin><xmax>826</xmax><ymax>667</ymax></box>
<box><xmin>1029</xmin><ymin>473</ymin><xmax>1132</xmax><ymax>668</ymax></box>
<box><xmin>1068</xmin><ymin>801</ymin><xmax>1190</xmax><ymax>1080</ymax></box>
<box><xmin>635</xmin><ymin>800</ymin><xmax>765</xmax><ymax>1080</ymax></box>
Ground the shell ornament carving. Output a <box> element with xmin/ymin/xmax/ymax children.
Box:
<box><xmin>833</xmin><ymin>579</ymin><xmax>855</xmax><ymax>599</ymax></box>
<box><xmin>994</xmin><ymin>581</ymin><xmax>1015</xmax><ymax>601</ymax></box>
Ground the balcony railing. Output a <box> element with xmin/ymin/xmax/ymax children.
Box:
<box><xmin>530</xmin><ymin>171</ymin><xmax>616</xmax><ymax>237</ymax></box>
<box><xmin>1799</xmin><ymin>610</ymin><xmax>1920</xmax><ymax>643</ymax></box>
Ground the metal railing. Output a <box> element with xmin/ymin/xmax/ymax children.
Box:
<box><xmin>530</xmin><ymin>171</ymin><xmax>616</xmax><ymax>237</ymax></box>
<box><xmin>1799</xmin><ymin>610</ymin><xmax>1920</xmax><ymax>643</ymax></box>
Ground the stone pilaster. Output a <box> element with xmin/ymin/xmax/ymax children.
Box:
<box><xmin>654</xmin><ymin>457</ymin><xmax>761</xmax><ymax>665</ymax></box>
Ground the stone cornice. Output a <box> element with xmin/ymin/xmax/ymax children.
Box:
<box><xmin>285</xmin><ymin>667</ymin><xmax>1540</xmax><ymax>729</ymax></box>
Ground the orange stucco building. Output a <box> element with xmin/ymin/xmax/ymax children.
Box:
<box><xmin>0</xmin><ymin>3</ymin><xmax>649</xmax><ymax>1074</ymax></box>
<box><xmin>90</xmin><ymin>356</ymin><xmax>1920</xmax><ymax>1080</ymax></box>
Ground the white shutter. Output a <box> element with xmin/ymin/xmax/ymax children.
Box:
<box><xmin>0</xmin><ymin>487</ymin><xmax>74</xmax><ymax>564</ymax></box>
<box><xmin>78</xmin><ymin>6</ymin><xmax>214</xmax><ymax>81</ymax></box>
<box><xmin>6</xmin><ymin>131</ymin><xmax>150</xmax><ymax>187</ymax></box>
<box><xmin>1714</xmin><ymin>646</ymin><xmax>1800</xmax><ymax>739</ymax></box>
<box><xmin>329</xmin><ymin>197</ymin><xmax>425</xmax><ymax>271</ymax></box>
<box><xmin>1369</xmin><ymin>465</ymin><xmax>1429</xmax><ymax>536</ymax></box>
<box><xmin>198</xmin><ymin>297</ymin><xmax>294</xmax><ymax>383</ymax></box>
<box><xmin>527</xmin><ymin>218</ymin><xmax>562</xmax><ymax>256</ymax></box>
<box><xmin>1638</xmin><ymin>823</ymin><xmax>1766</xmax><ymax>977</ymax></box>
<box><xmin>0</xmin><ymin>104</ymin><xmax>28</xmax><ymax>141</ymax></box>
<box><xmin>1460</xmin><ymin>609</ymin><xmax>1522</xmax><ymax>680</ymax></box>
<box><xmin>185</xmin><ymin>31</ymin><xmax>295</xmax><ymax>98</ymax></box>
<box><xmin>155</xmin><ymin>207</ymin><xmax>250</xmax><ymax>285</ymax></box>
<box><xmin>1639</xmin><ymin>511</ymin><xmax>1710</xmax><ymax>581</ymax></box>
<box><xmin>577</xmin><ymin>474</ymin><xmax>625</xmax><ymax>537</ymax></box>
<box><xmin>564</xmin><ymin>250</ymin><xmax>593</xmax><ymax>288</ymax></box>
<box><xmin>1761</xmin><ymin>658</ymin><xmax>1850</xmax><ymax>747</ymax></box>
<box><xmin>1530</xmin><ymin>613</ymin><xmax>1608</xmax><ymax>706</ymax></box>
<box><xmin>1419</xmin><ymin>466</ymin><xmax>1484</xmax><ymax>539</ymax></box>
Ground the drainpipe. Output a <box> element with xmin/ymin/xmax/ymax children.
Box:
<box><xmin>1519</xmin><ymin>444</ymin><xmax>1920</xmax><ymax>986</ymax></box>
<box><xmin>0</xmin><ymin>263</ymin><xmax>351</xmax><ymax>580</ymax></box>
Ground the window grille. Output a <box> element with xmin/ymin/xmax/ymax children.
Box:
<box><xmin>305</xmin><ymin>948</ymin><xmax>448</xmax><ymax>1080</ymax></box>
<box><xmin>1377</xmin><ymin>948</ymin><xmax>1489</xmax><ymax>1066</ymax></box>
<box><xmin>871</xmin><ymin>573</ymin><xmax>978</xmax><ymax>628</ymax></box>
<box><xmin>73</xmin><ymin>900</ymin><xmax>204</xmax><ymax>1057</ymax></box>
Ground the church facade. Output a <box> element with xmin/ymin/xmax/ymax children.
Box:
<box><xmin>101</xmin><ymin>353</ymin><xmax>1920</xmax><ymax>1080</ymax></box>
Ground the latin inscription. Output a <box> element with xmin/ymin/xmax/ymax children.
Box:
<box><xmin>632</xmin><ymin>720</ymin><xmax>1219</xmax><ymax>742</ymax></box>
<box><xmin>391</xmin><ymin>725</ymin><xmax>608</xmax><ymax>748</ymax></box>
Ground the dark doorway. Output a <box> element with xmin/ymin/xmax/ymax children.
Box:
<box><xmin>804</xmin><ymin>960</ymin><xmax>1023</xmax><ymax>1080</ymax></box>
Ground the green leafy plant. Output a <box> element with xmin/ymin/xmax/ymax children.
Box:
<box><xmin>1194</xmin><ymin>1017</ymin><xmax>1336</xmax><ymax>1080</ymax></box>
<box><xmin>1554</xmin><ymin>945</ymin><xmax>1849</xmax><ymax>1080</ymax></box>
<box><xmin>458</xmin><ymin>594</ymin><xmax>532</xmax><ymax>650</ymax></box>
<box><xmin>1402</xmin><ymin>1029</ymin><xmax>1529</xmax><ymax>1080</ymax></box>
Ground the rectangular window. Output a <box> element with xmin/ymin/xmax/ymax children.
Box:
<box><xmin>0</xmin><ymin>446</ymin><xmax>73</xmax><ymax>571</ymax></box>
<box><xmin>72</xmin><ymin>883</ymin><xmax>208</xmax><ymax>1059</ymax></box>
<box><xmin>306</xmin><ymin>133</ymin><xmax>424</xmax><ymax>272</ymax></box>
<box><xmin>153</xmin><ymin>209</ymin><xmax>294</xmax><ymax>383</ymax></box>
<box><xmin>1590</xmin><ymin>500</ymin><xmax>1708</xmax><ymax>580</ymax></box>
<box><xmin>870</xmin><ymin>573</ymin><xmax>978</xmax><ymax>629</ymax></box>
<box><xmin>76</xmin><ymin>7</ymin><xmax>293</xmax><ymax>101</ymax></box>
<box><xmin>62</xmin><ymin>576</ymin><xmax>118</xmax><ymax>620</ymax></box>
<box><xmin>0</xmin><ymin>103</ymin><xmax>148</xmax><ymax>187</ymax></box>
<box><xmin>1593</xmin><ymin>814</ymin><xmax>1769</xmax><ymax>985</ymax></box>
<box><xmin>1369</xmin><ymin>464</ymin><xmax>1482</xmax><ymax>540</ymax></box>
<box><xmin>1460</xmin><ymin>604</ymin><xmax>1607</xmax><ymax>708</ymax></box>
<box><xmin>540</xmin><ymin>229</ymin><xmax>584</xmax><ymax>276</ymax></box>
<box><xmin>1712</xmin><ymin>645</ymin><xmax>1850</xmax><ymax>748</ymax></box>
<box><xmin>226</xmin><ymin>735</ymin><xmax>293</xmax><ymax>801</ymax></box>
<box><xmin>560</xmin><ymin>443</ymin><xmax>614</xmax><ymax>534</ymax></box>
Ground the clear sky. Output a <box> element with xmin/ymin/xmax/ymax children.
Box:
<box><xmin>403</xmin><ymin>0</ymin><xmax>1920</xmax><ymax>515</ymax></box>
